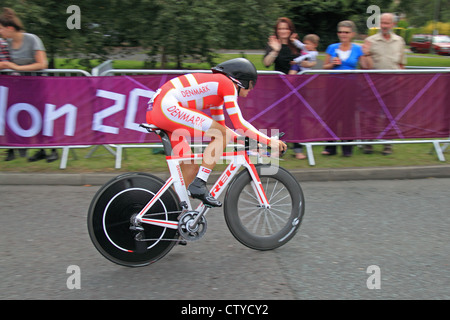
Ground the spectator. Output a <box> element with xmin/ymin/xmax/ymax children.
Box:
<box><xmin>323</xmin><ymin>20</ymin><xmax>370</xmax><ymax>70</ymax></box>
<box><xmin>361</xmin><ymin>13</ymin><xmax>406</xmax><ymax>155</ymax></box>
<box><xmin>263</xmin><ymin>17</ymin><xmax>307</xmax><ymax>160</ymax></box>
<box><xmin>263</xmin><ymin>17</ymin><xmax>300</xmax><ymax>74</ymax></box>
<box><xmin>0</xmin><ymin>35</ymin><xmax>24</xmax><ymax>161</ymax></box>
<box><xmin>288</xmin><ymin>34</ymin><xmax>320</xmax><ymax>74</ymax></box>
<box><xmin>0</xmin><ymin>8</ymin><xmax>57</xmax><ymax>162</ymax></box>
<box><xmin>0</xmin><ymin>36</ymin><xmax>10</xmax><ymax>61</ymax></box>
<box><xmin>321</xmin><ymin>20</ymin><xmax>371</xmax><ymax>157</ymax></box>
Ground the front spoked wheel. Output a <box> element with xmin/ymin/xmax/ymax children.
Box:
<box><xmin>87</xmin><ymin>173</ymin><xmax>181</xmax><ymax>267</ymax></box>
<box><xmin>224</xmin><ymin>165</ymin><xmax>305</xmax><ymax>250</ymax></box>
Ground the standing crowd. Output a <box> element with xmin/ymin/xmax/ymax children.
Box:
<box><xmin>263</xmin><ymin>14</ymin><xmax>406</xmax><ymax>159</ymax></box>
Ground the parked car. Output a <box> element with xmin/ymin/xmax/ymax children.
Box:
<box><xmin>410</xmin><ymin>34</ymin><xmax>450</xmax><ymax>55</ymax></box>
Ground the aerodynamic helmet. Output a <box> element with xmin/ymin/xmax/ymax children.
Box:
<box><xmin>211</xmin><ymin>58</ymin><xmax>257</xmax><ymax>90</ymax></box>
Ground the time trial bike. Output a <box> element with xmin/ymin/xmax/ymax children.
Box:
<box><xmin>87</xmin><ymin>123</ymin><xmax>305</xmax><ymax>267</ymax></box>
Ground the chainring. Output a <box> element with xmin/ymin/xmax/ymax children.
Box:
<box><xmin>178</xmin><ymin>211</ymin><xmax>207</xmax><ymax>241</ymax></box>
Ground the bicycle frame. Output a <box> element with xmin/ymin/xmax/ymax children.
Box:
<box><xmin>89</xmin><ymin>125</ymin><xmax>302</xmax><ymax>265</ymax></box>
<box><xmin>134</xmin><ymin>149</ymin><xmax>270</xmax><ymax>230</ymax></box>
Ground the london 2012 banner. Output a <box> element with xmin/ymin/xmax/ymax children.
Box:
<box><xmin>0</xmin><ymin>73</ymin><xmax>449</xmax><ymax>147</ymax></box>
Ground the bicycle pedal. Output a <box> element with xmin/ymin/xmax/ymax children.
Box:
<box><xmin>203</xmin><ymin>202</ymin><xmax>220</xmax><ymax>208</ymax></box>
<box><xmin>179</xmin><ymin>201</ymin><xmax>188</xmax><ymax>210</ymax></box>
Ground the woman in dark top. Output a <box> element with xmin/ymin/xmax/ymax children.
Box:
<box><xmin>263</xmin><ymin>17</ymin><xmax>306</xmax><ymax>160</ymax></box>
<box><xmin>263</xmin><ymin>17</ymin><xmax>299</xmax><ymax>74</ymax></box>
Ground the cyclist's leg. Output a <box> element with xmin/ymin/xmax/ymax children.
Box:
<box><xmin>163</xmin><ymin>117</ymin><xmax>236</xmax><ymax>188</ymax></box>
<box><xmin>187</xmin><ymin>121</ymin><xmax>235</xmax><ymax>207</ymax></box>
<box><xmin>172</xmin><ymin>125</ymin><xmax>228</xmax><ymax>207</ymax></box>
<box><xmin>201</xmin><ymin>121</ymin><xmax>229</xmax><ymax>169</ymax></box>
<box><xmin>179</xmin><ymin>161</ymin><xmax>198</xmax><ymax>186</ymax></box>
<box><xmin>148</xmin><ymin>94</ymin><xmax>229</xmax><ymax>206</ymax></box>
<box><xmin>168</xmin><ymin>130</ymin><xmax>198</xmax><ymax>186</ymax></box>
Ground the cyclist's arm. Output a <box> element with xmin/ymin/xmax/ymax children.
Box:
<box><xmin>210</xmin><ymin>105</ymin><xmax>226</xmax><ymax>126</ymax></box>
<box><xmin>224</xmin><ymin>97</ymin><xmax>271</xmax><ymax>145</ymax></box>
<box><xmin>216</xmin><ymin>77</ymin><xmax>271</xmax><ymax>145</ymax></box>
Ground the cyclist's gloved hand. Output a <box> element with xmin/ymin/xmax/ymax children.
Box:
<box><xmin>270</xmin><ymin>139</ymin><xmax>287</xmax><ymax>158</ymax></box>
<box><xmin>269</xmin><ymin>133</ymin><xmax>287</xmax><ymax>158</ymax></box>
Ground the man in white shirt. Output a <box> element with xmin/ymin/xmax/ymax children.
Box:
<box><xmin>361</xmin><ymin>13</ymin><xmax>406</xmax><ymax>155</ymax></box>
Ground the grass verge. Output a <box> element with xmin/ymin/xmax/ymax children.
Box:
<box><xmin>1</xmin><ymin>141</ymin><xmax>448</xmax><ymax>173</ymax></box>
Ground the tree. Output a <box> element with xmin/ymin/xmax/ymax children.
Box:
<box><xmin>219</xmin><ymin>0</ymin><xmax>290</xmax><ymax>50</ymax></box>
<box><xmin>141</xmin><ymin>0</ymin><xmax>225</xmax><ymax>69</ymax></box>
<box><xmin>289</xmin><ymin>0</ymin><xmax>374</xmax><ymax>51</ymax></box>
<box><xmin>143</xmin><ymin>0</ymin><xmax>289</xmax><ymax>68</ymax></box>
<box><xmin>7</xmin><ymin>0</ymin><xmax>412</xmax><ymax>70</ymax></box>
<box><xmin>396</xmin><ymin>0</ymin><xmax>450</xmax><ymax>28</ymax></box>
<box><xmin>2</xmin><ymin>0</ymin><xmax>126</xmax><ymax>68</ymax></box>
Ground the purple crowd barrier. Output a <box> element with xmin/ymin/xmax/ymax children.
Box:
<box><xmin>0</xmin><ymin>72</ymin><xmax>449</xmax><ymax>147</ymax></box>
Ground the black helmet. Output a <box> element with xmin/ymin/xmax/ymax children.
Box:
<box><xmin>211</xmin><ymin>58</ymin><xmax>257</xmax><ymax>90</ymax></box>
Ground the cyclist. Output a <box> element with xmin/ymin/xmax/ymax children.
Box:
<box><xmin>146</xmin><ymin>58</ymin><xmax>287</xmax><ymax>207</ymax></box>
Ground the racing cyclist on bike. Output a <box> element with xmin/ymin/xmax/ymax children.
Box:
<box><xmin>146</xmin><ymin>58</ymin><xmax>287</xmax><ymax>207</ymax></box>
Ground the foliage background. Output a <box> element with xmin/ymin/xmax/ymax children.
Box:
<box><xmin>1</xmin><ymin>0</ymin><xmax>449</xmax><ymax>69</ymax></box>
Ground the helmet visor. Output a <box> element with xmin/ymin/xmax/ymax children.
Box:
<box><xmin>239</xmin><ymin>79</ymin><xmax>255</xmax><ymax>90</ymax></box>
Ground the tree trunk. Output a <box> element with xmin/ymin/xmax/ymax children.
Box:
<box><xmin>161</xmin><ymin>46</ymin><xmax>167</xmax><ymax>69</ymax></box>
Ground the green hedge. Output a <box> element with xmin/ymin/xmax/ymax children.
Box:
<box><xmin>367</xmin><ymin>27</ymin><xmax>422</xmax><ymax>44</ymax></box>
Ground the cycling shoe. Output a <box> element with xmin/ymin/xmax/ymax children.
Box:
<box><xmin>187</xmin><ymin>177</ymin><xmax>222</xmax><ymax>207</ymax></box>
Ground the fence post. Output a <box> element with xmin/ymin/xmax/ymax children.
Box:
<box><xmin>92</xmin><ymin>60</ymin><xmax>113</xmax><ymax>76</ymax></box>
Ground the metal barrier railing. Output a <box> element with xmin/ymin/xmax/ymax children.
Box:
<box><xmin>99</xmin><ymin>69</ymin><xmax>284</xmax><ymax>76</ymax></box>
<box><xmin>2</xmin><ymin>65</ymin><xmax>449</xmax><ymax>168</ymax></box>
<box><xmin>294</xmin><ymin>68</ymin><xmax>450</xmax><ymax>165</ymax></box>
<box><xmin>0</xmin><ymin>68</ymin><xmax>92</xmax><ymax>77</ymax></box>
<box><xmin>301</xmin><ymin>140</ymin><xmax>449</xmax><ymax>166</ymax></box>
<box><xmin>92</xmin><ymin>60</ymin><xmax>285</xmax><ymax>76</ymax></box>
<box><xmin>298</xmin><ymin>68</ymin><xmax>450</xmax><ymax>75</ymax></box>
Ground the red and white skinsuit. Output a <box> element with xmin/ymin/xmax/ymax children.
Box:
<box><xmin>146</xmin><ymin>72</ymin><xmax>271</xmax><ymax>155</ymax></box>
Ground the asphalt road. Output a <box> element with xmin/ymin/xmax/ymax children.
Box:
<box><xmin>1</xmin><ymin>178</ymin><xmax>449</xmax><ymax>300</ymax></box>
